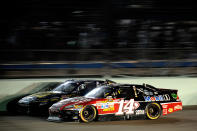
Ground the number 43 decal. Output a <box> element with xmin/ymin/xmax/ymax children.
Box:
<box><xmin>116</xmin><ymin>99</ymin><xmax>140</xmax><ymax>115</ymax></box>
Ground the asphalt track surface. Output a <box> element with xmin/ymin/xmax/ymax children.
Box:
<box><xmin>0</xmin><ymin>109</ymin><xmax>197</xmax><ymax>131</ymax></box>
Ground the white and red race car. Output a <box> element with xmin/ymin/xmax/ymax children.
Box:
<box><xmin>48</xmin><ymin>83</ymin><xmax>182</xmax><ymax>122</ymax></box>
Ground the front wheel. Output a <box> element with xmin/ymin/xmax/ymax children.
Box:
<box><xmin>145</xmin><ymin>103</ymin><xmax>161</xmax><ymax>120</ymax></box>
<box><xmin>80</xmin><ymin>105</ymin><xmax>97</xmax><ymax>122</ymax></box>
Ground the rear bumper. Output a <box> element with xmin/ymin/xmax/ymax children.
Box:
<box><xmin>161</xmin><ymin>101</ymin><xmax>182</xmax><ymax>115</ymax></box>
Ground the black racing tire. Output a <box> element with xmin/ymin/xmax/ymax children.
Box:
<box><xmin>80</xmin><ymin>105</ymin><xmax>97</xmax><ymax>122</ymax></box>
<box><xmin>145</xmin><ymin>102</ymin><xmax>161</xmax><ymax>120</ymax></box>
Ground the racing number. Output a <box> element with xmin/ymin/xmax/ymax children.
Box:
<box><xmin>116</xmin><ymin>99</ymin><xmax>135</xmax><ymax>115</ymax></box>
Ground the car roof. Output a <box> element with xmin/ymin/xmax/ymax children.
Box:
<box><xmin>111</xmin><ymin>83</ymin><xmax>140</xmax><ymax>87</ymax></box>
<box><xmin>96</xmin><ymin>84</ymin><xmax>141</xmax><ymax>89</ymax></box>
<box><xmin>65</xmin><ymin>79</ymin><xmax>103</xmax><ymax>82</ymax></box>
<box><xmin>64</xmin><ymin>79</ymin><xmax>116</xmax><ymax>84</ymax></box>
<box><xmin>108</xmin><ymin>83</ymin><xmax>158</xmax><ymax>91</ymax></box>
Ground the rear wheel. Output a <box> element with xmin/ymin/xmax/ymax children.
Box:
<box><xmin>146</xmin><ymin>103</ymin><xmax>161</xmax><ymax>120</ymax></box>
<box><xmin>80</xmin><ymin>105</ymin><xmax>97</xmax><ymax>122</ymax></box>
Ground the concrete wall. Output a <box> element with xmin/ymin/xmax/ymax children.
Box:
<box><xmin>0</xmin><ymin>77</ymin><xmax>196</xmax><ymax>108</ymax></box>
<box><xmin>115</xmin><ymin>77</ymin><xmax>197</xmax><ymax>105</ymax></box>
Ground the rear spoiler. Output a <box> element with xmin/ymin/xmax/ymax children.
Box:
<box><xmin>144</xmin><ymin>83</ymin><xmax>180</xmax><ymax>100</ymax></box>
<box><xmin>159</xmin><ymin>88</ymin><xmax>179</xmax><ymax>100</ymax></box>
<box><xmin>158</xmin><ymin>88</ymin><xmax>178</xmax><ymax>92</ymax></box>
<box><xmin>144</xmin><ymin>83</ymin><xmax>178</xmax><ymax>92</ymax></box>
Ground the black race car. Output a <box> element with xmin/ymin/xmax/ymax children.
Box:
<box><xmin>48</xmin><ymin>83</ymin><xmax>182</xmax><ymax>122</ymax></box>
<box><xmin>17</xmin><ymin>79</ymin><xmax>115</xmax><ymax>115</ymax></box>
<box><xmin>6</xmin><ymin>82</ymin><xmax>62</xmax><ymax>115</ymax></box>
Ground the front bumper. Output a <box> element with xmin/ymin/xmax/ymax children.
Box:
<box><xmin>17</xmin><ymin>102</ymin><xmax>50</xmax><ymax>115</ymax></box>
<box><xmin>48</xmin><ymin>109</ymin><xmax>79</xmax><ymax>121</ymax></box>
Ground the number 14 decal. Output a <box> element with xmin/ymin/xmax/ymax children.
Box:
<box><xmin>116</xmin><ymin>99</ymin><xmax>140</xmax><ymax>115</ymax></box>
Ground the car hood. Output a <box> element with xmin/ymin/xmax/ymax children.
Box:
<box><xmin>29</xmin><ymin>91</ymin><xmax>63</xmax><ymax>99</ymax></box>
<box><xmin>50</xmin><ymin>96</ymin><xmax>95</xmax><ymax>110</ymax></box>
<box><xmin>18</xmin><ymin>91</ymin><xmax>64</xmax><ymax>104</ymax></box>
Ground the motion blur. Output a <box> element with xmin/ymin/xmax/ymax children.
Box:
<box><xmin>0</xmin><ymin>0</ymin><xmax>197</xmax><ymax>78</ymax></box>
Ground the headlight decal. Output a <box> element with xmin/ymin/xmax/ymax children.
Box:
<box><xmin>18</xmin><ymin>96</ymin><xmax>37</xmax><ymax>103</ymax></box>
<box><xmin>74</xmin><ymin>105</ymin><xmax>83</xmax><ymax>109</ymax></box>
<box><xmin>63</xmin><ymin>105</ymin><xmax>75</xmax><ymax>110</ymax></box>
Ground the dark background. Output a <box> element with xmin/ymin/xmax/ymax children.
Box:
<box><xmin>0</xmin><ymin>0</ymin><xmax>197</xmax><ymax>77</ymax></box>
<box><xmin>0</xmin><ymin>0</ymin><xmax>197</xmax><ymax>60</ymax></box>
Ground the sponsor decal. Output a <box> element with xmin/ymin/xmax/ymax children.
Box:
<box><xmin>144</xmin><ymin>94</ymin><xmax>170</xmax><ymax>102</ymax></box>
<box><xmin>162</xmin><ymin>104</ymin><xmax>168</xmax><ymax>108</ymax></box>
<box><xmin>168</xmin><ymin>108</ymin><xmax>173</xmax><ymax>113</ymax></box>
<box><xmin>96</xmin><ymin>106</ymin><xmax>101</xmax><ymax>109</ymax></box>
<box><xmin>163</xmin><ymin>94</ymin><xmax>171</xmax><ymax>101</ymax></box>
<box><xmin>135</xmin><ymin>110</ymin><xmax>145</xmax><ymax>115</ymax></box>
<box><xmin>113</xmin><ymin>99</ymin><xmax>120</xmax><ymax>102</ymax></box>
<box><xmin>108</xmin><ymin>99</ymin><xmax>113</xmax><ymax>102</ymax></box>
<box><xmin>74</xmin><ymin>105</ymin><xmax>83</xmax><ymax>109</ymax></box>
<box><xmin>100</xmin><ymin>100</ymin><xmax>108</xmax><ymax>103</ymax></box>
<box><xmin>103</xmin><ymin>106</ymin><xmax>115</xmax><ymax>111</ymax></box>
<box><xmin>106</xmin><ymin>97</ymin><xmax>114</xmax><ymax>102</ymax></box>
<box><xmin>144</xmin><ymin>96</ymin><xmax>151</xmax><ymax>101</ymax></box>
<box><xmin>101</xmin><ymin>104</ymin><xmax>109</xmax><ymax>109</ymax></box>
<box><xmin>163</xmin><ymin>109</ymin><xmax>167</xmax><ymax>115</ymax></box>
<box><xmin>174</xmin><ymin>105</ymin><xmax>182</xmax><ymax>110</ymax></box>
<box><xmin>161</xmin><ymin>102</ymin><xmax>182</xmax><ymax>115</ymax></box>
<box><xmin>96</xmin><ymin>103</ymin><xmax>102</xmax><ymax>106</ymax></box>
<box><xmin>159</xmin><ymin>95</ymin><xmax>164</xmax><ymax>101</ymax></box>
<box><xmin>100</xmin><ymin>102</ymin><xmax>115</xmax><ymax>111</ymax></box>
<box><xmin>100</xmin><ymin>103</ymin><xmax>114</xmax><ymax>110</ymax></box>
<box><xmin>155</xmin><ymin>96</ymin><xmax>160</xmax><ymax>101</ymax></box>
<box><xmin>171</xmin><ymin>93</ymin><xmax>177</xmax><ymax>99</ymax></box>
<box><xmin>151</xmin><ymin>97</ymin><xmax>156</xmax><ymax>101</ymax></box>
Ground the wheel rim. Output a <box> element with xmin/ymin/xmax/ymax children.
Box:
<box><xmin>80</xmin><ymin>106</ymin><xmax>97</xmax><ymax>122</ymax></box>
<box><xmin>147</xmin><ymin>103</ymin><xmax>161</xmax><ymax>119</ymax></box>
<box><xmin>82</xmin><ymin>107</ymin><xmax>95</xmax><ymax>120</ymax></box>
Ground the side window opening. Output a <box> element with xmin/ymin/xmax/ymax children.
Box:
<box><xmin>116</xmin><ymin>86</ymin><xmax>134</xmax><ymax>100</ymax></box>
<box><xmin>79</xmin><ymin>82</ymin><xmax>96</xmax><ymax>95</ymax></box>
<box><xmin>135</xmin><ymin>85</ymin><xmax>156</xmax><ymax>96</ymax></box>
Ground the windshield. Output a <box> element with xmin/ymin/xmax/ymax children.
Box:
<box><xmin>40</xmin><ymin>82</ymin><xmax>62</xmax><ymax>92</ymax></box>
<box><xmin>53</xmin><ymin>82</ymin><xmax>77</xmax><ymax>92</ymax></box>
<box><xmin>85</xmin><ymin>86</ymin><xmax>113</xmax><ymax>98</ymax></box>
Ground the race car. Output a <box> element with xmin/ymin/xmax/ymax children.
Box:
<box><xmin>48</xmin><ymin>83</ymin><xmax>182</xmax><ymax>122</ymax></box>
<box><xmin>17</xmin><ymin>79</ymin><xmax>115</xmax><ymax>115</ymax></box>
<box><xmin>6</xmin><ymin>82</ymin><xmax>62</xmax><ymax>115</ymax></box>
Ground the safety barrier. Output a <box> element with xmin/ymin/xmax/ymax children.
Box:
<box><xmin>1</xmin><ymin>61</ymin><xmax>197</xmax><ymax>69</ymax></box>
<box><xmin>0</xmin><ymin>77</ymin><xmax>196</xmax><ymax>112</ymax></box>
